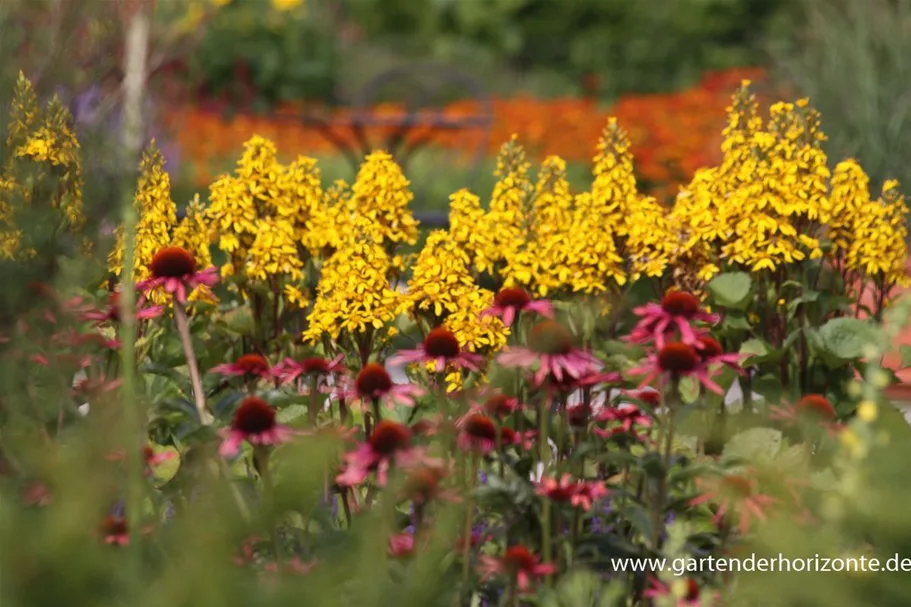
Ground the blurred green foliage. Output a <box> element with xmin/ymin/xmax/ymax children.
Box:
<box><xmin>187</xmin><ymin>0</ymin><xmax>340</xmax><ymax>109</ymax></box>
<box><xmin>188</xmin><ymin>0</ymin><xmax>788</xmax><ymax>106</ymax></box>
<box><xmin>767</xmin><ymin>0</ymin><xmax>911</xmax><ymax>198</ymax></box>
<box><xmin>343</xmin><ymin>0</ymin><xmax>787</xmax><ymax>99</ymax></box>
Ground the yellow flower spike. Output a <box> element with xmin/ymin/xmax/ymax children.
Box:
<box><xmin>348</xmin><ymin>151</ymin><xmax>419</xmax><ymax>248</ymax></box>
<box><xmin>109</xmin><ymin>143</ymin><xmax>178</xmax><ymax>284</ymax></box>
<box><xmin>476</xmin><ymin>137</ymin><xmax>532</xmax><ymax>277</ymax></box>
<box><xmin>171</xmin><ymin>194</ymin><xmax>212</xmax><ymax>271</ymax></box>
<box><xmin>304</xmin><ymin>220</ymin><xmax>403</xmax><ymax>344</ymax></box>
<box><xmin>406</xmin><ymin>230</ymin><xmax>476</xmax><ymax>320</ymax></box>
<box><xmin>857</xmin><ymin>400</ymin><xmax>878</xmax><ymax>423</ymax></box>
<box><xmin>443</xmin><ymin>288</ymin><xmax>509</xmax><ymax>355</ymax></box>
<box><xmin>840</xmin><ymin>428</ymin><xmax>866</xmax><ymax>460</ymax></box>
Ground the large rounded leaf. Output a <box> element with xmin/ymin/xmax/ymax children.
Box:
<box><xmin>706</xmin><ymin>272</ymin><xmax>752</xmax><ymax>309</ymax></box>
<box><xmin>816</xmin><ymin>317</ymin><xmax>878</xmax><ymax>361</ymax></box>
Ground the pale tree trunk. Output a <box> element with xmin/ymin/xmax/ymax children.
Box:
<box><xmin>118</xmin><ymin>0</ymin><xmax>150</xmax><ymax>558</ymax></box>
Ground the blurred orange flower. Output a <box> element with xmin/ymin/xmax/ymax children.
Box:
<box><xmin>163</xmin><ymin>67</ymin><xmax>768</xmax><ymax>202</ymax></box>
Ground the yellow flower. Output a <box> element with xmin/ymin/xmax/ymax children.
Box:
<box><xmin>303</xmin><ymin>217</ymin><xmax>403</xmax><ymax>344</ymax></box>
<box><xmin>271</xmin><ymin>0</ymin><xmax>302</xmax><ymax>10</ymax></box>
<box><xmin>448</xmin><ymin>188</ymin><xmax>486</xmax><ymax>263</ymax></box>
<box><xmin>845</xmin><ymin>180</ymin><xmax>910</xmax><ymax>287</ymax></box>
<box><xmin>5</xmin><ymin>72</ymin><xmax>39</xmax><ymax>150</ymax></box>
<box><xmin>502</xmin><ymin>154</ymin><xmax>574</xmax><ymax>293</ymax></box>
<box><xmin>206</xmin><ymin>137</ymin><xmax>324</xmax><ymax>282</ymax></box>
<box><xmin>109</xmin><ymin>143</ymin><xmax>177</xmax><ymax>282</ymax></box>
<box><xmin>171</xmin><ymin>194</ymin><xmax>212</xmax><ymax>271</ymax></box>
<box><xmin>284</xmin><ymin>284</ymin><xmax>309</xmax><ymax>309</ymax></box>
<box><xmin>347</xmin><ymin>150</ymin><xmax>419</xmax><ymax>248</ymax></box>
<box><xmin>475</xmin><ymin>136</ymin><xmax>531</xmax><ymax>275</ymax></box>
<box><xmin>406</xmin><ymin>230</ymin><xmax>476</xmax><ymax>319</ymax></box>
<box><xmin>443</xmin><ymin>288</ymin><xmax>509</xmax><ymax>354</ymax></box>
<box><xmin>857</xmin><ymin>400</ymin><xmax>878</xmax><ymax>423</ymax></box>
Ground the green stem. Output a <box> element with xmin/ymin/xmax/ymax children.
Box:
<box><xmin>540</xmin><ymin>390</ymin><xmax>552</xmax><ymax>585</ymax></box>
<box><xmin>308</xmin><ymin>376</ymin><xmax>319</xmax><ymax>426</ymax></box>
<box><xmin>173</xmin><ymin>302</ymin><xmax>212</xmax><ymax>425</ymax></box>
<box><xmin>256</xmin><ymin>446</ymin><xmax>282</xmax><ymax>561</ymax></box>
<box><xmin>460</xmin><ymin>453</ymin><xmax>478</xmax><ymax>600</ymax></box>
<box><xmin>652</xmin><ymin>378</ymin><xmax>679</xmax><ymax>549</ymax></box>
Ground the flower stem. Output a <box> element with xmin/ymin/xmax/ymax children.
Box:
<box><xmin>308</xmin><ymin>376</ymin><xmax>319</xmax><ymax>426</ymax></box>
<box><xmin>652</xmin><ymin>378</ymin><xmax>679</xmax><ymax>549</ymax></box>
<box><xmin>540</xmin><ymin>390</ymin><xmax>552</xmax><ymax>585</ymax></box>
<box><xmin>119</xmin><ymin>0</ymin><xmax>149</xmax><ymax>575</ymax></box>
<box><xmin>255</xmin><ymin>446</ymin><xmax>282</xmax><ymax>561</ymax></box>
<box><xmin>173</xmin><ymin>301</ymin><xmax>212</xmax><ymax>425</ymax></box>
<box><xmin>460</xmin><ymin>453</ymin><xmax>478</xmax><ymax>601</ymax></box>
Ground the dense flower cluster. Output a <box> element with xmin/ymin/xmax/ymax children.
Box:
<box><xmin>1</xmin><ymin>72</ymin><xmax>85</xmax><ymax>259</ymax></box>
<box><xmin>109</xmin><ymin>145</ymin><xmax>216</xmax><ymax>305</ymax></box>
<box><xmin>5</xmin><ymin>71</ymin><xmax>910</xmax><ymax>607</ymax></box>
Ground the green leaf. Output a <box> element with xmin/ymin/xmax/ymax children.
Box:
<box><xmin>752</xmin><ymin>373</ymin><xmax>783</xmax><ymax>404</ymax></box>
<box><xmin>679</xmin><ymin>376</ymin><xmax>700</xmax><ymax>404</ymax></box>
<box><xmin>553</xmin><ymin>570</ymin><xmax>603</xmax><ymax>606</ymax></box>
<box><xmin>150</xmin><ymin>445</ymin><xmax>180</xmax><ymax>486</ymax></box>
<box><xmin>220</xmin><ymin>306</ymin><xmax>255</xmax><ymax>336</ymax></box>
<box><xmin>276</xmin><ymin>404</ymin><xmax>308</xmax><ymax>424</ymax></box>
<box><xmin>901</xmin><ymin>345</ymin><xmax>911</xmax><ymax>368</ymax></box>
<box><xmin>706</xmin><ymin>272</ymin><xmax>752</xmax><ymax>309</ymax></box>
<box><xmin>723</xmin><ymin>427</ymin><xmax>782</xmax><ymax>461</ymax></box>
<box><xmin>740</xmin><ymin>338</ymin><xmax>770</xmax><ymax>358</ymax></box>
<box><xmin>721</xmin><ymin>311</ymin><xmax>752</xmax><ymax>331</ymax></box>
<box><xmin>816</xmin><ymin>317</ymin><xmax>878</xmax><ymax>361</ymax></box>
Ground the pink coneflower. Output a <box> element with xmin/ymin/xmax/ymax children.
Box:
<box><xmin>627</xmin><ymin>341</ymin><xmax>724</xmax><ymax>395</ymax></box>
<box><xmin>497</xmin><ymin>320</ymin><xmax>601</xmax><ymax>386</ymax></box>
<box><xmin>478</xmin><ymin>545</ymin><xmax>557</xmax><ymax>592</ymax></box>
<box><xmin>23</xmin><ymin>481</ymin><xmax>52</xmax><ymax>507</ymax></box>
<box><xmin>389</xmin><ymin>327</ymin><xmax>483</xmax><ymax>372</ymax></box>
<box><xmin>211</xmin><ymin>353</ymin><xmax>274</xmax><ymax>380</ymax></box>
<box><xmin>623</xmin><ymin>388</ymin><xmax>661</xmax><ymax>408</ymax></box>
<box><xmin>263</xmin><ymin>557</ymin><xmax>319</xmax><ymax>577</ymax></box>
<box><xmin>696</xmin><ymin>336</ymin><xmax>746</xmax><ymax>375</ymax></box>
<box><xmin>535</xmin><ymin>474</ymin><xmax>578</xmax><ymax>502</ymax></box>
<box><xmin>499</xmin><ymin>426</ymin><xmax>522</xmax><ymax>449</ymax></box>
<box><xmin>72</xmin><ymin>373</ymin><xmax>123</xmax><ymax>399</ymax></box>
<box><xmin>769</xmin><ymin>394</ymin><xmax>841</xmax><ymax>435</ymax></box>
<box><xmin>643</xmin><ymin>577</ymin><xmax>703</xmax><ymax>606</ymax></box>
<box><xmin>336</xmin><ymin>421</ymin><xmax>421</xmax><ymax>487</ymax></box>
<box><xmin>30</xmin><ymin>351</ymin><xmax>92</xmax><ymax>369</ymax></box>
<box><xmin>457</xmin><ymin>412</ymin><xmax>499</xmax><ymax>454</ymax></box>
<box><xmin>535</xmin><ymin>475</ymin><xmax>608</xmax><ymax>511</ymax></box>
<box><xmin>482</xmin><ymin>287</ymin><xmax>554</xmax><ymax>326</ymax></box>
<box><xmin>101</xmin><ymin>515</ymin><xmax>130</xmax><ymax>546</ymax></box>
<box><xmin>628</xmin><ymin>290</ymin><xmax>718</xmax><ymax>349</ymax></box>
<box><xmin>350</xmin><ymin>363</ymin><xmax>423</xmax><ymax>409</ymax></box>
<box><xmin>482</xmin><ymin>393</ymin><xmax>521</xmax><ymax>419</ymax></box>
<box><xmin>107</xmin><ymin>445</ymin><xmax>176</xmax><ymax>476</ymax></box>
<box><xmin>388</xmin><ymin>533</ymin><xmax>416</xmax><ymax>558</ymax></box>
<box><xmin>219</xmin><ymin>396</ymin><xmax>298</xmax><ymax>457</ymax></box>
<box><xmin>410</xmin><ymin>417</ymin><xmax>440</xmax><ymax>438</ymax></box>
<box><xmin>136</xmin><ymin>246</ymin><xmax>218</xmax><ymax>305</ymax></box>
<box><xmin>689</xmin><ymin>473</ymin><xmax>777</xmax><ymax>534</ymax></box>
<box><xmin>79</xmin><ymin>290</ymin><xmax>165</xmax><ymax>325</ymax></box>
<box><xmin>273</xmin><ymin>354</ymin><xmax>346</xmax><ymax>386</ymax></box>
<box><xmin>232</xmin><ymin>536</ymin><xmax>263</xmax><ymax>567</ymax></box>
<box><xmin>770</xmin><ymin>393</ymin><xmax>835</xmax><ymax>424</ymax></box>
<box><xmin>572</xmin><ymin>480</ymin><xmax>609</xmax><ymax>511</ymax></box>
<box><xmin>518</xmin><ymin>430</ymin><xmax>537</xmax><ymax>451</ymax></box>
<box><xmin>567</xmin><ymin>403</ymin><xmax>593</xmax><ymax>428</ymax></box>
<box><xmin>400</xmin><ymin>462</ymin><xmax>459</xmax><ymax>504</ymax></box>
<box><xmin>51</xmin><ymin>328</ymin><xmax>121</xmax><ymax>351</ymax></box>
<box><xmin>594</xmin><ymin>403</ymin><xmax>653</xmax><ymax>435</ymax></box>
